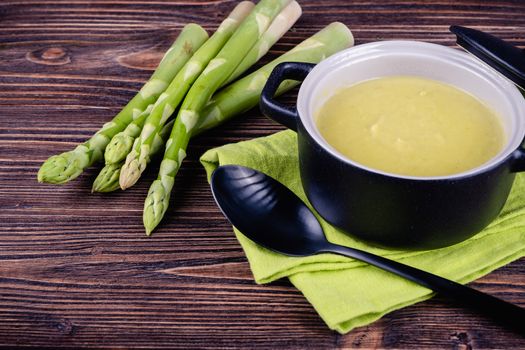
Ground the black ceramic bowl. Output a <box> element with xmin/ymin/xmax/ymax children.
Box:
<box><xmin>260</xmin><ymin>41</ymin><xmax>525</xmax><ymax>250</ymax></box>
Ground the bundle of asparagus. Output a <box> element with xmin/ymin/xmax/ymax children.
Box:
<box><xmin>37</xmin><ymin>24</ymin><xmax>209</xmax><ymax>184</ymax></box>
<box><xmin>37</xmin><ymin>0</ymin><xmax>354</xmax><ymax>235</ymax></box>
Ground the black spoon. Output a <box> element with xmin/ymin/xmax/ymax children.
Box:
<box><xmin>211</xmin><ymin>165</ymin><xmax>525</xmax><ymax>333</ymax></box>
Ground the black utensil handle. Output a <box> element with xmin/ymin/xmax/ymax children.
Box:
<box><xmin>322</xmin><ymin>243</ymin><xmax>525</xmax><ymax>333</ymax></box>
<box><xmin>260</xmin><ymin>62</ymin><xmax>315</xmax><ymax>131</ymax></box>
<box><xmin>450</xmin><ymin>25</ymin><xmax>525</xmax><ymax>90</ymax></box>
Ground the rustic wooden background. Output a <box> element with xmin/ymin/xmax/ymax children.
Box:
<box><xmin>0</xmin><ymin>0</ymin><xmax>524</xmax><ymax>348</ymax></box>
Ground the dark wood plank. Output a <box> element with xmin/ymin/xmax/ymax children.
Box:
<box><xmin>0</xmin><ymin>0</ymin><xmax>524</xmax><ymax>348</ymax></box>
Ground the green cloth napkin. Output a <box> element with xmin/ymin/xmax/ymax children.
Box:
<box><xmin>200</xmin><ymin>130</ymin><xmax>525</xmax><ymax>334</ymax></box>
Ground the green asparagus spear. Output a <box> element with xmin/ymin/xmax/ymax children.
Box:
<box><xmin>222</xmin><ymin>0</ymin><xmax>301</xmax><ymax>86</ymax></box>
<box><xmin>197</xmin><ymin>22</ymin><xmax>354</xmax><ymax>132</ymax></box>
<box><xmin>119</xmin><ymin>1</ymin><xmax>255</xmax><ymax>190</ymax></box>
<box><xmin>103</xmin><ymin>104</ymin><xmax>154</xmax><ymax>165</ymax></box>
<box><xmin>92</xmin><ymin>120</ymin><xmax>175</xmax><ymax>193</ymax></box>
<box><xmin>37</xmin><ymin>24</ymin><xmax>208</xmax><ymax>184</ymax></box>
<box><xmin>143</xmin><ymin>0</ymin><xmax>293</xmax><ymax>235</ymax></box>
<box><xmin>91</xmin><ymin>163</ymin><xmax>122</xmax><ymax>193</ymax></box>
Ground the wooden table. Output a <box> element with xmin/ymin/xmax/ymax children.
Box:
<box><xmin>1</xmin><ymin>0</ymin><xmax>524</xmax><ymax>348</ymax></box>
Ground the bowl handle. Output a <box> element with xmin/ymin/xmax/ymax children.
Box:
<box><xmin>260</xmin><ymin>62</ymin><xmax>315</xmax><ymax>131</ymax></box>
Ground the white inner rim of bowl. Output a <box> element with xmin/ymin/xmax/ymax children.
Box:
<box><xmin>297</xmin><ymin>41</ymin><xmax>525</xmax><ymax>180</ymax></box>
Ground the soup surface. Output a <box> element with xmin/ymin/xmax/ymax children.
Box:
<box><xmin>315</xmin><ymin>76</ymin><xmax>504</xmax><ymax>177</ymax></box>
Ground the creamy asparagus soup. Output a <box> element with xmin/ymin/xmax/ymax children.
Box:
<box><xmin>315</xmin><ymin>76</ymin><xmax>504</xmax><ymax>177</ymax></box>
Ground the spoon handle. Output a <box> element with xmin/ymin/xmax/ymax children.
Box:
<box><xmin>322</xmin><ymin>243</ymin><xmax>525</xmax><ymax>333</ymax></box>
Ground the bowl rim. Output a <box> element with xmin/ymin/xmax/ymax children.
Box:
<box><xmin>296</xmin><ymin>40</ymin><xmax>525</xmax><ymax>181</ymax></box>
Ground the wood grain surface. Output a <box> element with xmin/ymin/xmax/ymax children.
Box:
<box><xmin>1</xmin><ymin>0</ymin><xmax>524</xmax><ymax>348</ymax></box>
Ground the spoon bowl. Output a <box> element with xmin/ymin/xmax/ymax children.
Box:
<box><xmin>211</xmin><ymin>165</ymin><xmax>326</xmax><ymax>256</ymax></box>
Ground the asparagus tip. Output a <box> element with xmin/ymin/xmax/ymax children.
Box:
<box><xmin>37</xmin><ymin>151</ymin><xmax>85</xmax><ymax>185</ymax></box>
<box><xmin>104</xmin><ymin>132</ymin><xmax>134</xmax><ymax>165</ymax></box>
<box><xmin>143</xmin><ymin>214</ymin><xmax>158</xmax><ymax>237</ymax></box>
<box><xmin>143</xmin><ymin>179</ymin><xmax>171</xmax><ymax>236</ymax></box>
<box><xmin>143</xmin><ymin>204</ymin><xmax>160</xmax><ymax>236</ymax></box>
<box><xmin>92</xmin><ymin>163</ymin><xmax>122</xmax><ymax>193</ymax></box>
<box><xmin>119</xmin><ymin>160</ymin><xmax>141</xmax><ymax>190</ymax></box>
